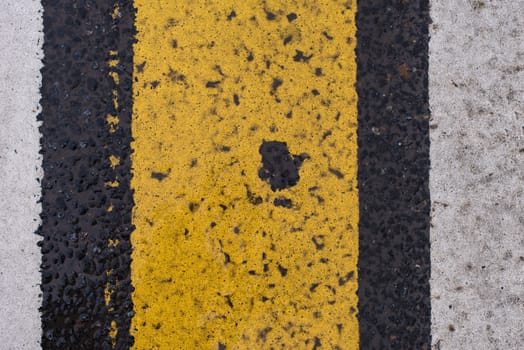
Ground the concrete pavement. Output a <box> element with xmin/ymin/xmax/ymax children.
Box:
<box><xmin>0</xmin><ymin>1</ymin><xmax>43</xmax><ymax>349</ymax></box>
<box><xmin>429</xmin><ymin>0</ymin><xmax>524</xmax><ymax>348</ymax></box>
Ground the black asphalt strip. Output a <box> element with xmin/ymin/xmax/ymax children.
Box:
<box><xmin>356</xmin><ymin>1</ymin><xmax>431</xmax><ymax>349</ymax></box>
<box><xmin>39</xmin><ymin>1</ymin><xmax>135</xmax><ymax>349</ymax></box>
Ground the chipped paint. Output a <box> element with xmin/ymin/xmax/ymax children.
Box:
<box><xmin>109</xmin><ymin>154</ymin><xmax>120</xmax><ymax>168</ymax></box>
<box><xmin>105</xmin><ymin>43</ymin><xmax>122</xmax><ymax>349</ymax></box>
<box><xmin>131</xmin><ymin>1</ymin><xmax>359</xmax><ymax>349</ymax></box>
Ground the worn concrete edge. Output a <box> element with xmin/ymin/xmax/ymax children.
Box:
<box><xmin>429</xmin><ymin>0</ymin><xmax>524</xmax><ymax>349</ymax></box>
<box><xmin>0</xmin><ymin>0</ymin><xmax>43</xmax><ymax>349</ymax></box>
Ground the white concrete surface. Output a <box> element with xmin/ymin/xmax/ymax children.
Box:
<box><xmin>429</xmin><ymin>0</ymin><xmax>524</xmax><ymax>349</ymax></box>
<box><xmin>0</xmin><ymin>1</ymin><xmax>43</xmax><ymax>349</ymax></box>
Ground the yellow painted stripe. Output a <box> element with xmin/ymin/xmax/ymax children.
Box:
<box><xmin>131</xmin><ymin>1</ymin><xmax>359</xmax><ymax>349</ymax></box>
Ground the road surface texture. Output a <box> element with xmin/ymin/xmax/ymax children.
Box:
<box><xmin>429</xmin><ymin>0</ymin><xmax>524</xmax><ymax>349</ymax></box>
<box><xmin>0</xmin><ymin>0</ymin><xmax>522</xmax><ymax>349</ymax></box>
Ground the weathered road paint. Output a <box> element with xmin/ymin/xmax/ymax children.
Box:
<box><xmin>131</xmin><ymin>1</ymin><xmax>359</xmax><ymax>349</ymax></box>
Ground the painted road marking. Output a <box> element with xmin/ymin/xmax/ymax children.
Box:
<box><xmin>31</xmin><ymin>0</ymin><xmax>438</xmax><ymax>348</ymax></box>
<box><xmin>131</xmin><ymin>1</ymin><xmax>359</xmax><ymax>349</ymax></box>
<box><xmin>0</xmin><ymin>1</ymin><xmax>43</xmax><ymax>349</ymax></box>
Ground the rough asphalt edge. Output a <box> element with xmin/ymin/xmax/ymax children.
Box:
<box><xmin>356</xmin><ymin>1</ymin><xmax>432</xmax><ymax>349</ymax></box>
<box><xmin>0</xmin><ymin>1</ymin><xmax>43</xmax><ymax>349</ymax></box>
<box><xmin>429</xmin><ymin>1</ymin><xmax>524</xmax><ymax>349</ymax></box>
<box><xmin>39</xmin><ymin>1</ymin><xmax>135</xmax><ymax>349</ymax></box>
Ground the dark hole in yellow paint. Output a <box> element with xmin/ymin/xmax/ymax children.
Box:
<box><xmin>273</xmin><ymin>197</ymin><xmax>292</xmax><ymax>208</ymax></box>
<box><xmin>150</xmin><ymin>168</ymin><xmax>170</xmax><ymax>181</ymax></box>
<box><xmin>258</xmin><ymin>141</ymin><xmax>309</xmax><ymax>191</ymax></box>
<box><xmin>286</xmin><ymin>13</ymin><xmax>297</xmax><ymax>22</ymax></box>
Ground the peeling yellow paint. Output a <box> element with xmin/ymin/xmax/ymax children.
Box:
<box><xmin>108</xmin><ymin>238</ymin><xmax>119</xmax><ymax>248</ymax></box>
<box><xmin>107</xmin><ymin>50</ymin><xmax>120</xmax><ymax>134</ymax></box>
<box><xmin>109</xmin><ymin>71</ymin><xmax>119</xmax><ymax>84</ymax></box>
<box><xmin>104</xmin><ymin>267</ymin><xmax>117</xmax><ymax>346</ymax></box>
<box><xmin>105</xmin><ymin>180</ymin><xmax>119</xmax><ymax>188</ymax></box>
<box><xmin>105</xmin><ymin>39</ymin><xmax>123</xmax><ymax>348</ymax></box>
<box><xmin>109</xmin><ymin>155</ymin><xmax>120</xmax><ymax>169</ymax></box>
<box><xmin>131</xmin><ymin>1</ymin><xmax>359</xmax><ymax>349</ymax></box>
<box><xmin>111</xmin><ymin>3</ymin><xmax>120</xmax><ymax>20</ymax></box>
<box><xmin>105</xmin><ymin>285</ymin><xmax>119</xmax><ymax>347</ymax></box>
<box><xmin>106</xmin><ymin>115</ymin><xmax>119</xmax><ymax>133</ymax></box>
<box><xmin>109</xmin><ymin>320</ymin><xmax>118</xmax><ymax>346</ymax></box>
<box><xmin>108</xmin><ymin>60</ymin><xmax>119</xmax><ymax>69</ymax></box>
<box><xmin>104</xmin><ymin>270</ymin><xmax>113</xmax><ymax>307</ymax></box>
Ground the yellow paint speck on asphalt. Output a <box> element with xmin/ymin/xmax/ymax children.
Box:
<box><xmin>131</xmin><ymin>1</ymin><xmax>358</xmax><ymax>349</ymax></box>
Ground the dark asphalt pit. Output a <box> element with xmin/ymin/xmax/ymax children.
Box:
<box><xmin>273</xmin><ymin>197</ymin><xmax>292</xmax><ymax>208</ymax></box>
<box><xmin>258</xmin><ymin>141</ymin><xmax>309</xmax><ymax>191</ymax></box>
